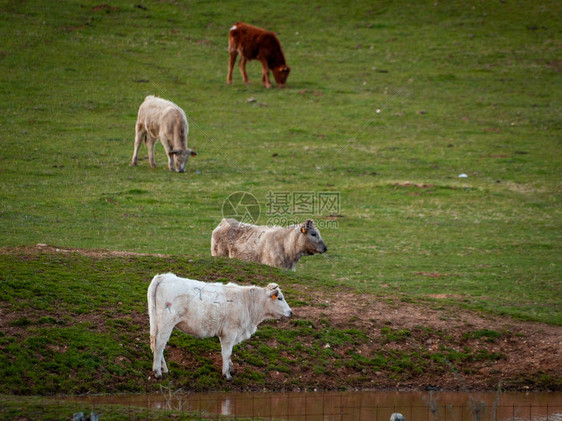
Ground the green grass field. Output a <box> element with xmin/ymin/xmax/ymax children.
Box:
<box><xmin>0</xmin><ymin>0</ymin><xmax>560</xmax><ymax>399</ymax></box>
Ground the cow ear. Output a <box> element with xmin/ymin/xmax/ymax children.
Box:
<box><xmin>266</xmin><ymin>283</ymin><xmax>279</xmax><ymax>297</ymax></box>
<box><xmin>190</xmin><ymin>150</ymin><xmax>197</xmax><ymax>157</ymax></box>
<box><xmin>300</xmin><ymin>226</ymin><xmax>307</xmax><ymax>234</ymax></box>
<box><xmin>168</xmin><ymin>150</ymin><xmax>178</xmax><ymax>156</ymax></box>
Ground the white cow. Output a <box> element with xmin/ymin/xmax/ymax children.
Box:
<box><xmin>147</xmin><ymin>273</ymin><xmax>292</xmax><ymax>380</ymax></box>
<box><xmin>131</xmin><ymin>95</ymin><xmax>197</xmax><ymax>172</ymax></box>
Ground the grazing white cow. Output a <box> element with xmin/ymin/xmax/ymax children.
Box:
<box><xmin>147</xmin><ymin>273</ymin><xmax>292</xmax><ymax>380</ymax></box>
<box><xmin>131</xmin><ymin>95</ymin><xmax>197</xmax><ymax>173</ymax></box>
<box><xmin>211</xmin><ymin>218</ymin><xmax>328</xmax><ymax>271</ymax></box>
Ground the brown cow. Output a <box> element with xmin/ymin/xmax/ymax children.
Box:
<box><xmin>227</xmin><ymin>22</ymin><xmax>290</xmax><ymax>89</ymax></box>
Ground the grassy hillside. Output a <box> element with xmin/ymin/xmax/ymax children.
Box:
<box><xmin>1</xmin><ymin>246</ymin><xmax>560</xmax><ymax>396</ymax></box>
<box><xmin>1</xmin><ymin>0</ymin><xmax>560</xmax><ymax>323</ymax></box>
<box><xmin>0</xmin><ymin>0</ymin><xmax>560</xmax><ymax>396</ymax></box>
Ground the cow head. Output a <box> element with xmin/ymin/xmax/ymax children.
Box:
<box><xmin>298</xmin><ymin>219</ymin><xmax>328</xmax><ymax>255</ymax></box>
<box><xmin>168</xmin><ymin>148</ymin><xmax>197</xmax><ymax>173</ymax></box>
<box><xmin>265</xmin><ymin>283</ymin><xmax>292</xmax><ymax>318</ymax></box>
<box><xmin>272</xmin><ymin>65</ymin><xmax>290</xmax><ymax>88</ymax></box>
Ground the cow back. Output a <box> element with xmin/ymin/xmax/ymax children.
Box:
<box><xmin>229</xmin><ymin>22</ymin><xmax>287</xmax><ymax>67</ymax></box>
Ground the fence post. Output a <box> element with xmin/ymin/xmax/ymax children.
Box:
<box><xmin>340</xmin><ymin>393</ymin><xmax>343</xmax><ymax>421</ymax></box>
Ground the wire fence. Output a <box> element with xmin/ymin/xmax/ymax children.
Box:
<box><xmin>56</xmin><ymin>393</ymin><xmax>562</xmax><ymax>421</ymax></box>
<box><xmin>2</xmin><ymin>393</ymin><xmax>561</xmax><ymax>421</ymax></box>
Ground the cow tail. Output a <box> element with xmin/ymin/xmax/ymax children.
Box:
<box><xmin>210</xmin><ymin>232</ymin><xmax>217</xmax><ymax>256</ymax></box>
<box><xmin>147</xmin><ymin>274</ymin><xmax>163</xmax><ymax>353</ymax></box>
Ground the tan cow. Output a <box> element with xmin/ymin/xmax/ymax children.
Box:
<box><xmin>131</xmin><ymin>95</ymin><xmax>197</xmax><ymax>173</ymax></box>
<box><xmin>211</xmin><ymin>219</ymin><xmax>328</xmax><ymax>271</ymax></box>
<box><xmin>147</xmin><ymin>273</ymin><xmax>292</xmax><ymax>380</ymax></box>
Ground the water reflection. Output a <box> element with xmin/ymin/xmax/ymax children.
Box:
<box><xmin>68</xmin><ymin>390</ymin><xmax>562</xmax><ymax>421</ymax></box>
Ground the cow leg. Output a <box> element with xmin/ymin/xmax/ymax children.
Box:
<box><xmin>159</xmin><ymin>136</ymin><xmax>175</xmax><ymax>171</ymax></box>
<box><xmin>227</xmin><ymin>51</ymin><xmax>238</xmax><ymax>84</ymax></box>
<box><xmin>147</xmin><ymin>136</ymin><xmax>158</xmax><ymax>168</ymax></box>
<box><xmin>152</xmin><ymin>324</ymin><xmax>175</xmax><ymax>378</ymax></box>
<box><xmin>166</xmin><ymin>152</ymin><xmax>175</xmax><ymax>172</ymax></box>
<box><xmin>132</xmin><ymin>123</ymin><xmax>146</xmax><ymax>166</ymax></box>
<box><xmin>260</xmin><ymin>61</ymin><xmax>272</xmax><ymax>89</ymax></box>
<box><xmin>219</xmin><ymin>336</ymin><xmax>236</xmax><ymax>380</ymax></box>
<box><xmin>161</xmin><ymin>355</ymin><xmax>169</xmax><ymax>375</ymax></box>
<box><xmin>239</xmin><ymin>57</ymin><xmax>250</xmax><ymax>85</ymax></box>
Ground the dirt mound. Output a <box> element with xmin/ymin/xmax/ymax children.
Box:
<box><xmin>288</xmin><ymin>286</ymin><xmax>561</xmax><ymax>390</ymax></box>
<box><xmin>2</xmin><ymin>244</ymin><xmax>560</xmax><ymax>392</ymax></box>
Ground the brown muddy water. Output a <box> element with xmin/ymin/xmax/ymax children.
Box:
<box><xmin>66</xmin><ymin>390</ymin><xmax>562</xmax><ymax>420</ymax></box>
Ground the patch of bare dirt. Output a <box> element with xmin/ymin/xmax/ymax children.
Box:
<box><xmin>285</xmin><ymin>286</ymin><xmax>561</xmax><ymax>391</ymax></box>
<box><xmin>0</xmin><ymin>243</ymin><xmax>169</xmax><ymax>258</ymax></box>
<box><xmin>393</xmin><ymin>182</ymin><xmax>435</xmax><ymax>189</ymax></box>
